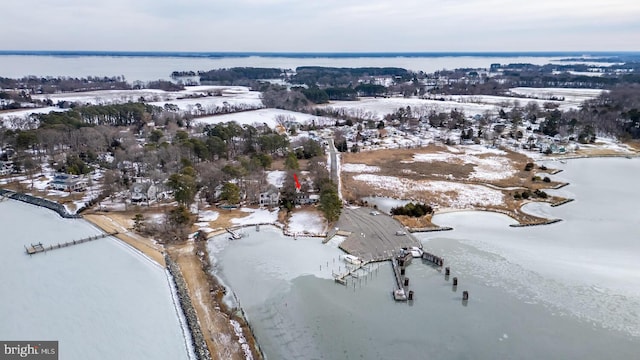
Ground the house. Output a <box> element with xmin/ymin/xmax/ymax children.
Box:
<box><xmin>130</xmin><ymin>182</ymin><xmax>159</xmax><ymax>203</ymax></box>
<box><xmin>49</xmin><ymin>173</ymin><xmax>88</xmax><ymax>192</ymax></box>
<box><xmin>296</xmin><ymin>192</ymin><xmax>320</xmax><ymax>205</ymax></box>
<box><xmin>259</xmin><ymin>186</ymin><xmax>280</xmax><ymax>207</ymax></box>
<box><xmin>0</xmin><ymin>147</ymin><xmax>16</xmax><ymax>162</ymax></box>
<box><xmin>0</xmin><ymin>161</ymin><xmax>13</xmax><ymax>176</ymax></box>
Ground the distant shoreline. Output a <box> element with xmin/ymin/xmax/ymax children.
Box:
<box><xmin>1</xmin><ymin>50</ymin><xmax>638</xmax><ymax>58</ymax></box>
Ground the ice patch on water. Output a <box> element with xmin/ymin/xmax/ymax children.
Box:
<box><xmin>448</xmin><ymin>241</ymin><xmax>640</xmax><ymax>337</ymax></box>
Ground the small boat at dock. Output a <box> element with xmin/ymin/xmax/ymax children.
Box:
<box><xmin>343</xmin><ymin>254</ymin><xmax>362</xmax><ymax>265</ymax></box>
<box><xmin>409</xmin><ymin>246</ymin><xmax>423</xmax><ymax>258</ymax></box>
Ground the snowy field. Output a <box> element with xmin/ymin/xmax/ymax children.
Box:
<box><xmin>508</xmin><ymin>87</ymin><xmax>604</xmax><ymax>104</ymax></box>
<box><xmin>352</xmin><ymin>174</ymin><xmax>505</xmax><ymax>208</ymax></box>
<box><xmin>193</xmin><ymin>108</ymin><xmax>334</xmax><ymax>129</ymax></box>
<box><xmin>444</xmin><ymin>94</ymin><xmax>584</xmax><ymax>111</ymax></box>
<box><xmin>266</xmin><ymin>170</ymin><xmax>286</xmax><ymax>188</ymax></box>
<box><xmin>149</xmin><ymin>90</ymin><xmax>262</xmax><ymax>113</ymax></box>
<box><xmin>340</xmin><ymin>164</ymin><xmax>381</xmax><ymax>173</ymax></box>
<box><xmin>320</xmin><ymin>97</ymin><xmax>498</xmax><ymax>119</ymax></box>
<box><xmin>30</xmin><ymin>86</ymin><xmax>258</xmax><ymax>106</ymax></box>
<box><xmin>405</xmin><ymin>145</ymin><xmax>516</xmax><ymax>181</ymax></box>
<box><xmin>287</xmin><ymin>210</ymin><xmax>326</xmax><ymax>236</ymax></box>
<box><xmin>0</xmin><ymin>107</ymin><xmax>68</xmax><ymax>128</ymax></box>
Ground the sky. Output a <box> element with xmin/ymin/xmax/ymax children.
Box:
<box><xmin>2</xmin><ymin>0</ymin><xmax>640</xmax><ymax>52</ymax></box>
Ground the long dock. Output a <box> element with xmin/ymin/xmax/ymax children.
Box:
<box><xmin>25</xmin><ymin>231</ymin><xmax>118</xmax><ymax>255</ymax></box>
<box><xmin>391</xmin><ymin>251</ymin><xmax>414</xmax><ymax>301</ymax></box>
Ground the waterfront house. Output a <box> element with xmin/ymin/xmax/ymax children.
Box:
<box><xmin>49</xmin><ymin>173</ymin><xmax>88</xmax><ymax>192</ymax></box>
<box><xmin>130</xmin><ymin>182</ymin><xmax>159</xmax><ymax>203</ymax></box>
<box><xmin>259</xmin><ymin>186</ymin><xmax>280</xmax><ymax>207</ymax></box>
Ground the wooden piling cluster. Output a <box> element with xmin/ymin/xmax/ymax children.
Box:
<box><xmin>421</xmin><ymin>251</ymin><xmax>444</xmax><ymax>266</ymax></box>
<box><xmin>442</xmin><ymin>266</ymin><xmax>470</xmax><ymax>303</ymax></box>
<box><xmin>333</xmin><ymin>261</ymin><xmax>368</xmax><ymax>285</ymax></box>
<box><xmin>25</xmin><ymin>231</ymin><xmax>118</xmax><ymax>255</ymax></box>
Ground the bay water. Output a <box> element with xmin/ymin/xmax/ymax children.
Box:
<box><xmin>0</xmin><ymin>201</ymin><xmax>191</xmax><ymax>360</ymax></box>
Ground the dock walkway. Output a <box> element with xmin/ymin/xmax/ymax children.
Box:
<box><xmin>333</xmin><ymin>261</ymin><xmax>369</xmax><ymax>285</ymax></box>
<box><xmin>25</xmin><ymin>231</ymin><xmax>118</xmax><ymax>255</ymax></box>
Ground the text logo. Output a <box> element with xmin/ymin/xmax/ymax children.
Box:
<box><xmin>1</xmin><ymin>341</ymin><xmax>57</xmax><ymax>359</ymax></box>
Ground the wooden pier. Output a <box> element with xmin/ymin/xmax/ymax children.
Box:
<box><xmin>25</xmin><ymin>231</ymin><xmax>118</xmax><ymax>255</ymax></box>
<box><xmin>333</xmin><ymin>261</ymin><xmax>369</xmax><ymax>285</ymax></box>
<box><xmin>226</xmin><ymin>228</ymin><xmax>242</xmax><ymax>240</ymax></box>
<box><xmin>391</xmin><ymin>251</ymin><xmax>413</xmax><ymax>301</ymax></box>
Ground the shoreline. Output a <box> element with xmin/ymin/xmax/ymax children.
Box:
<box><xmin>83</xmin><ymin>213</ymin><xmax>166</xmax><ymax>267</ymax></box>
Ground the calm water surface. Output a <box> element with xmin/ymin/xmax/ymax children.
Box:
<box><xmin>0</xmin><ymin>55</ymin><xmax>558</xmax><ymax>82</ymax></box>
<box><xmin>0</xmin><ymin>201</ymin><xmax>191</xmax><ymax>360</ymax></box>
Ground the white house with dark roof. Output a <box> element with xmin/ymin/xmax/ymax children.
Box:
<box><xmin>49</xmin><ymin>173</ymin><xmax>88</xmax><ymax>192</ymax></box>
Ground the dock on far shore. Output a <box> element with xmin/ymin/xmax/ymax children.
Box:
<box><xmin>25</xmin><ymin>231</ymin><xmax>118</xmax><ymax>255</ymax></box>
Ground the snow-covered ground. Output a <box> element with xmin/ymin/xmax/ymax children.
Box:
<box><xmin>30</xmin><ymin>86</ymin><xmax>257</xmax><ymax>106</ymax></box>
<box><xmin>287</xmin><ymin>210</ymin><xmax>326</xmax><ymax>236</ymax></box>
<box><xmin>198</xmin><ymin>210</ymin><xmax>219</xmax><ymax>222</ymax></box>
<box><xmin>508</xmin><ymin>87</ymin><xmax>604</xmax><ymax>104</ymax></box>
<box><xmin>341</xmin><ymin>164</ymin><xmax>380</xmax><ymax>173</ymax></box>
<box><xmin>2</xmin><ymin>163</ymin><xmax>104</xmax><ymax>214</ymax></box>
<box><xmin>230</xmin><ymin>319</ymin><xmax>254</xmax><ymax>360</ymax></box>
<box><xmin>266</xmin><ymin>170</ymin><xmax>286</xmax><ymax>188</ymax></box>
<box><xmin>0</xmin><ymin>107</ymin><xmax>68</xmax><ymax>129</ymax></box>
<box><xmin>194</xmin><ymin>209</ymin><xmax>220</xmax><ymax>234</ymax></box>
<box><xmin>404</xmin><ymin>145</ymin><xmax>515</xmax><ymax>181</ymax></box>
<box><xmin>443</xmin><ymin>94</ymin><xmax>585</xmax><ymax>111</ymax></box>
<box><xmin>193</xmin><ymin>108</ymin><xmax>333</xmax><ymax>129</ymax></box>
<box><xmin>149</xmin><ymin>91</ymin><xmax>263</xmax><ymax>113</ymax></box>
<box><xmin>1</xmin><ymin>86</ymin><xmax>263</xmax><ymax>127</ymax></box>
<box><xmin>352</xmin><ymin>174</ymin><xmax>505</xmax><ymax>208</ymax></box>
<box><xmin>320</xmin><ymin>97</ymin><xmax>499</xmax><ymax>120</ymax></box>
<box><xmin>231</xmin><ymin>208</ymin><xmax>279</xmax><ymax>226</ymax></box>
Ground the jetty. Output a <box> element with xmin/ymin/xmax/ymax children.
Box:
<box><xmin>25</xmin><ymin>231</ymin><xmax>118</xmax><ymax>255</ymax></box>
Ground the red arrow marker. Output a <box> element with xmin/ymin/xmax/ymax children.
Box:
<box><xmin>294</xmin><ymin>173</ymin><xmax>301</xmax><ymax>190</ymax></box>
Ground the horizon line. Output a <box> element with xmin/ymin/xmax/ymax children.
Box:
<box><xmin>1</xmin><ymin>50</ymin><xmax>639</xmax><ymax>58</ymax></box>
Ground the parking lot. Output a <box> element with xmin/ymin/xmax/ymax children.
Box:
<box><xmin>335</xmin><ymin>207</ymin><xmax>420</xmax><ymax>262</ymax></box>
